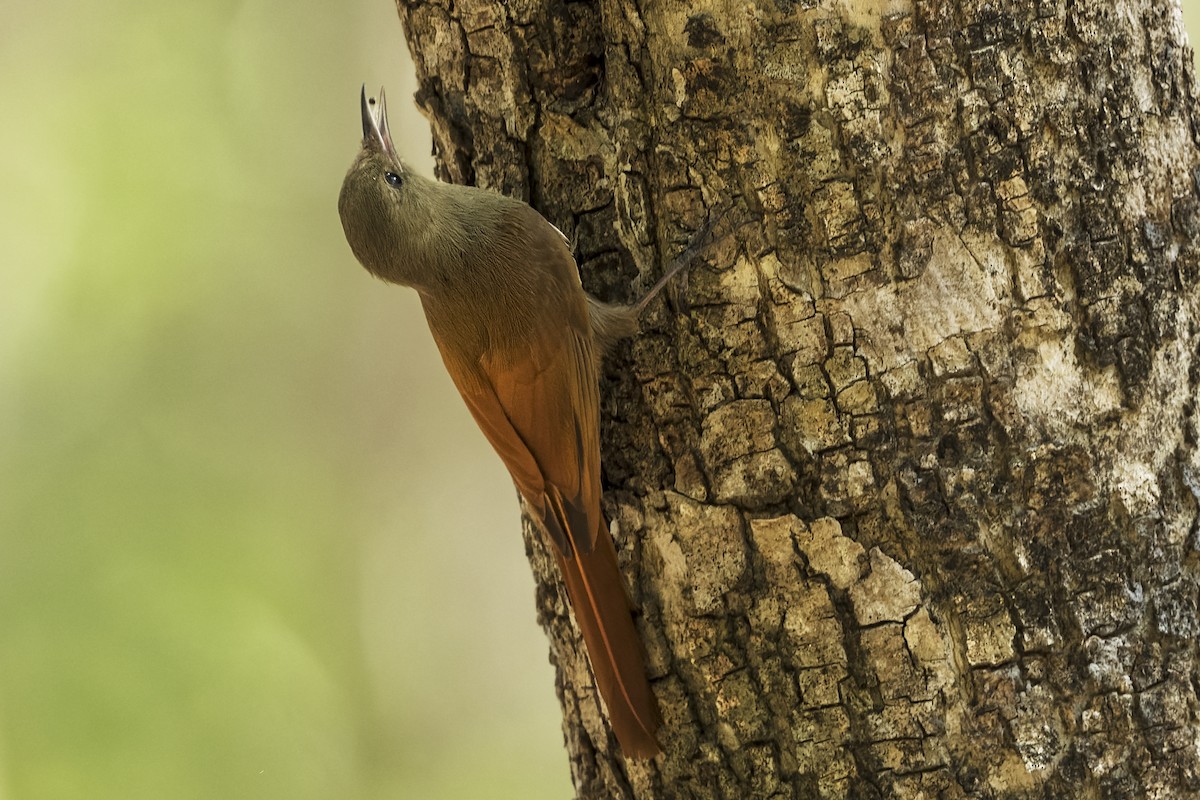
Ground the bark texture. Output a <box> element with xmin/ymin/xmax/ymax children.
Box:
<box><xmin>397</xmin><ymin>0</ymin><xmax>1200</xmax><ymax>797</ymax></box>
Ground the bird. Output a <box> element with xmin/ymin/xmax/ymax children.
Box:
<box><xmin>338</xmin><ymin>87</ymin><xmax>708</xmax><ymax>758</ymax></box>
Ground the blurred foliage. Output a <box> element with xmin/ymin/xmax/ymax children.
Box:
<box><xmin>0</xmin><ymin>0</ymin><xmax>567</xmax><ymax>798</ymax></box>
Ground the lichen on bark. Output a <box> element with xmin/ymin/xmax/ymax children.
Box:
<box><xmin>398</xmin><ymin>0</ymin><xmax>1200</xmax><ymax>796</ymax></box>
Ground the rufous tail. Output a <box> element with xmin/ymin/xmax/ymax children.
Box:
<box><xmin>555</xmin><ymin>531</ymin><xmax>662</xmax><ymax>758</ymax></box>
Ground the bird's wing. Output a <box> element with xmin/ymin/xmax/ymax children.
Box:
<box><xmin>423</xmin><ymin>209</ymin><xmax>662</xmax><ymax>756</ymax></box>
<box><xmin>447</xmin><ymin>293</ymin><xmax>602</xmax><ymax>555</ymax></box>
<box><xmin>449</xmin><ymin>297</ymin><xmax>662</xmax><ymax>755</ymax></box>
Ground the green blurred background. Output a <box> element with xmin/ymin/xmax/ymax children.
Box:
<box><xmin>2</xmin><ymin>2</ymin><xmax>1198</xmax><ymax>798</ymax></box>
<box><xmin>0</xmin><ymin>0</ymin><xmax>568</xmax><ymax>798</ymax></box>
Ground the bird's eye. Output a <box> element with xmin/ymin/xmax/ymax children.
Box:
<box><xmin>384</xmin><ymin>171</ymin><xmax>402</xmax><ymax>187</ymax></box>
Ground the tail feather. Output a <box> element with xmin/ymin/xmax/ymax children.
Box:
<box><xmin>555</xmin><ymin>531</ymin><xmax>662</xmax><ymax>758</ymax></box>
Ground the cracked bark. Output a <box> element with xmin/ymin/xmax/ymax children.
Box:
<box><xmin>396</xmin><ymin>0</ymin><xmax>1200</xmax><ymax>797</ymax></box>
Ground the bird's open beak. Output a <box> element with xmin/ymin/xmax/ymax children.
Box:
<box><xmin>360</xmin><ymin>85</ymin><xmax>397</xmax><ymax>158</ymax></box>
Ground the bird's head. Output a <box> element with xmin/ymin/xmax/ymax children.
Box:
<box><xmin>338</xmin><ymin>86</ymin><xmax>427</xmax><ymax>287</ymax></box>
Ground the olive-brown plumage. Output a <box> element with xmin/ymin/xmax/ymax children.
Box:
<box><xmin>338</xmin><ymin>87</ymin><xmax>663</xmax><ymax>757</ymax></box>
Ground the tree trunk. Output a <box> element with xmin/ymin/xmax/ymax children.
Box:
<box><xmin>397</xmin><ymin>0</ymin><xmax>1200</xmax><ymax>797</ymax></box>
